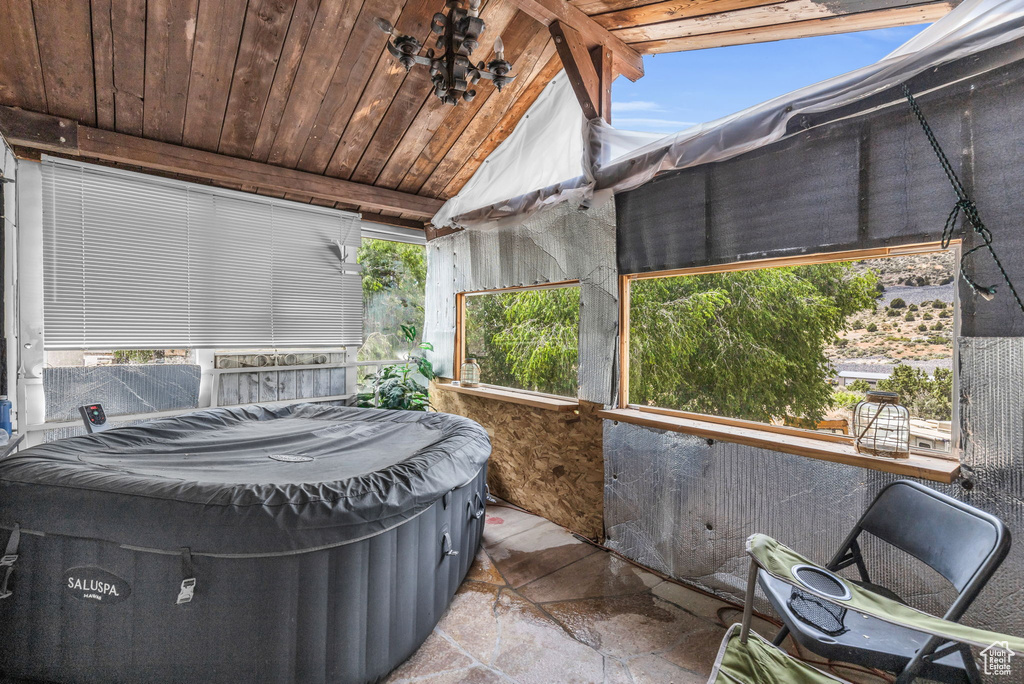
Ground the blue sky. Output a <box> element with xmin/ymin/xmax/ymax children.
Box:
<box><xmin>611</xmin><ymin>25</ymin><xmax>930</xmax><ymax>134</ymax></box>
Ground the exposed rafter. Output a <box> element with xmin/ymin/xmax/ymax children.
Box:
<box><xmin>549</xmin><ymin>23</ymin><xmax>617</xmax><ymax>123</ymax></box>
<box><xmin>584</xmin><ymin>0</ymin><xmax>958</xmax><ymax>55</ymax></box>
<box><xmin>630</xmin><ymin>2</ymin><xmax>955</xmax><ymax>54</ymax></box>
<box><xmin>506</xmin><ymin>0</ymin><xmax>644</xmax><ymax>81</ymax></box>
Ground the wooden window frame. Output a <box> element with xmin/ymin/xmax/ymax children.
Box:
<box><xmin>454</xmin><ymin>280</ymin><xmax>582</xmax><ymax>401</ymax></box>
<box><xmin>616</xmin><ymin>240</ymin><xmax>962</xmax><ymax>474</ymax></box>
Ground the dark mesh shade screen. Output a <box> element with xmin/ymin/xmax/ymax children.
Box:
<box><xmin>795</xmin><ymin>566</ymin><xmax>847</xmax><ymax>597</ymax></box>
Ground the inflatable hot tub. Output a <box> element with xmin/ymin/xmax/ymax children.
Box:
<box><xmin>0</xmin><ymin>404</ymin><xmax>491</xmax><ymax>684</ymax></box>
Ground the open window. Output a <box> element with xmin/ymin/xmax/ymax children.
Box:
<box><xmin>455</xmin><ymin>282</ymin><xmax>581</xmax><ymax>399</ymax></box>
<box><xmin>620</xmin><ymin>243</ymin><xmax>958</xmax><ymax>460</ymax></box>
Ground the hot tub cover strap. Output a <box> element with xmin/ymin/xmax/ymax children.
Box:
<box><xmin>177</xmin><ymin>548</ymin><xmax>196</xmax><ymax>605</ymax></box>
<box><xmin>0</xmin><ymin>405</ymin><xmax>491</xmax><ymax>555</ymax></box>
<box><xmin>0</xmin><ymin>524</ymin><xmax>18</xmax><ymax>600</ymax></box>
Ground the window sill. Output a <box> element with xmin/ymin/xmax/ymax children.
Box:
<box><xmin>597</xmin><ymin>408</ymin><xmax>960</xmax><ymax>484</ymax></box>
<box><xmin>434</xmin><ymin>382</ymin><xmax>579</xmax><ymax>412</ymax></box>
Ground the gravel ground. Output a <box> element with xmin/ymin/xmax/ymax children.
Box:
<box><xmin>878</xmin><ymin>284</ymin><xmax>954</xmax><ymax>308</ymax></box>
<box><xmin>834</xmin><ymin>357</ymin><xmax>952</xmax><ymax>376</ymax></box>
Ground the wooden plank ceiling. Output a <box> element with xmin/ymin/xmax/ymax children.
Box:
<box><xmin>0</xmin><ymin>0</ymin><xmax>956</xmax><ymax>229</ymax></box>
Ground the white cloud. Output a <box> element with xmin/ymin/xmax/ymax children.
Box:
<box><xmin>611</xmin><ymin>100</ymin><xmax>663</xmax><ymax>114</ymax></box>
<box><xmin>613</xmin><ymin>117</ymin><xmax>698</xmax><ymax>134</ymax></box>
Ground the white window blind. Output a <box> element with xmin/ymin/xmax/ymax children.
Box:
<box><xmin>42</xmin><ymin>157</ymin><xmax>363</xmax><ymax>349</ymax></box>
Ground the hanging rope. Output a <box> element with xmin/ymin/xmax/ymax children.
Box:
<box><xmin>903</xmin><ymin>83</ymin><xmax>1024</xmax><ymax>315</ymax></box>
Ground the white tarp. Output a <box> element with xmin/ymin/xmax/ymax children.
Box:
<box><xmin>434</xmin><ymin>0</ymin><xmax>1024</xmax><ymax>230</ymax></box>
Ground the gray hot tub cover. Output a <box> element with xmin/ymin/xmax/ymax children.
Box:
<box><xmin>0</xmin><ymin>404</ymin><xmax>491</xmax><ymax>555</ymax></box>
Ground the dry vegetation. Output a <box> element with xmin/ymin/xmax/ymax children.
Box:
<box><xmin>829</xmin><ymin>252</ymin><xmax>956</xmax><ymax>363</ymax></box>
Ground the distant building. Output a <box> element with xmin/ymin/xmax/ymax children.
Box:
<box><xmin>909</xmin><ymin>419</ymin><xmax>953</xmax><ymax>452</ymax></box>
<box><xmin>836</xmin><ymin>370</ymin><xmax>889</xmax><ymax>387</ymax></box>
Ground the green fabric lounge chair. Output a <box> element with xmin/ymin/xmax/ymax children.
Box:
<box><xmin>707</xmin><ymin>534</ymin><xmax>1024</xmax><ymax>684</ymax></box>
<box><xmin>764</xmin><ymin>480</ymin><xmax>1010</xmax><ymax>683</ymax></box>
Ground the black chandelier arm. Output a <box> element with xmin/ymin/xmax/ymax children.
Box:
<box><xmin>375</xmin><ymin>0</ymin><xmax>514</xmax><ymax>105</ymax></box>
<box><xmin>474</xmin><ymin>70</ymin><xmax>516</xmax><ymax>83</ymax></box>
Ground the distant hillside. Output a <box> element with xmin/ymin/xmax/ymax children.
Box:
<box><xmin>828</xmin><ymin>251</ymin><xmax>955</xmax><ymax>367</ymax></box>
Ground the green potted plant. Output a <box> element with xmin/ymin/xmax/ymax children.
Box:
<box><xmin>357</xmin><ymin>325</ymin><xmax>435</xmax><ymax>411</ymax></box>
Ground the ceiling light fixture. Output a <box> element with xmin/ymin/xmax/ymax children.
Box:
<box><xmin>376</xmin><ymin>0</ymin><xmax>515</xmax><ymax>106</ymax></box>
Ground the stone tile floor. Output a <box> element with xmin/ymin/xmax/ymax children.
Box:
<box><xmin>385</xmin><ymin>503</ymin><xmax>891</xmax><ymax>684</ymax></box>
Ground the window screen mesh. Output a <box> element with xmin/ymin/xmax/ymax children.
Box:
<box><xmin>41</xmin><ymin>158</ymin><xmax>362</xmax><ymax>349</ymax></box>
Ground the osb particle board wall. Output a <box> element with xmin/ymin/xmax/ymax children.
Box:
<box><xmin>432</xmin><ymin>384</ymin><xmax>604</xmax><ymax>540</ymax></box>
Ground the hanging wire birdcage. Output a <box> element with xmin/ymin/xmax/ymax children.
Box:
<box><xmin>853</xmin><ymin>391</ymin><xmax>910</xmax><ymax>459</ymax></box>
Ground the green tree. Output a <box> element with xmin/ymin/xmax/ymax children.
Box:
<box><xmin>847</xmin><ymin>379</ymin><xmax>872</xmax><ymax>393</ymax></box>
<box><xmin>629</xmin><ymin>262</ymin><xmax>878</xmax><ymax>423</ymax></box>
<box><xmin>877</xmin><ymin>365</ymin><xmax>952</xmax><ymax>421</ymax></box>
<box><xmin>466</xmin><ymin>287</ymin><xmax>580</xmax><ymax>396</ymax></box>
<box><xmin>357</xmin><ymin>238</ymin><xmax>426</xmax><ymax>361</ymax></box>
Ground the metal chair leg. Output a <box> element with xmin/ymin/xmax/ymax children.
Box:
<box><xmin>740</xmin><ymin>558</ymin><xmax>758</xmax><ymax>644</ymax></box>
<box><xmin>961</xmin><ymin>644</ymin><xmax>983</xmax><ymax>684</ymax></box>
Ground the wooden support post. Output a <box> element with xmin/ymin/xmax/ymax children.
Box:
<box><xmin>550</xmin><ymin>21</ymin><xmax>602</xmax><ymax>121</ymax></box>
<box><xmin>550</xmin><ymin>22</ymin><xmax>618</xmax><ymax>123</ymax></box>
<box><xmin>454</xmin><ymin>292</ymin><xmax>467</xmax><ymax>381</ymax></box>
<box><xmin>591</xmin><ymin>45</ymin><xmax>614</xmax><ymax>124</ymax></box>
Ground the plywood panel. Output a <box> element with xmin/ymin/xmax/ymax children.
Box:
<box><xmin>592</xmin><ymin>0</ymin><xmax>777</xmax><ymax>30</ymax></box>
<box><xmin>289</xmin><ymin>0</ymin><xmax>408</xmax><ymax>172</ymax></box>
<box><xmin>248</xmin><ymin>0</ymin><xmax>322</xmax><ymax>163</ymax></box>
<box><xmin>433</xmin><ymin>384</ymin><xmax>605</xmax><ymax>540</ymax></box>
<box><xmin>612</xmin><ymin>0</ymin><xmax>946</xmax><ymax>43</ymax></box>
<box><xmin>33</xmin><ymin>0</ymin><xmax>96</xmax><ymax>125</ymax></box>
<box><xmin>110</xmin><ymin>0</ymin><xmax>146</xmax><ymax>136</ymax></box>
<box><xmin>318</xmin><ymin>0</ymin><xmax>440</xmax><ymax>178</ymax></box>
<box><xmin>182</xmin><ymin>0</ymin><xmax>248</xmax><ymax>151</ymax></box>
<box><xmin>142</xmin><ymin>0</ymin><xmax>199</xmax><ymax>144</ymax></box>
<box><xmin>0</xmin><ymin>0</ymin><xmax>47</xmax><ymax>111</ymax></box>
<box><xmin>218</xmin><ymin>0</ymin><xmax>297</xmax><ymax>157</ymax></box>
<box><xmin>256</xmin><ymin>0</ymin><xmax>364</xmax><ymax>166</ymax></box>
<box><xmin>91</xmin><ymin>0</ymin><xmax>116</xmax><ymax>129</ymax></box>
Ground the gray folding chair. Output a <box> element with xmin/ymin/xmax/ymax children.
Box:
<box><xmin>759</xmin><ymin>480</ymin><xmax>1010</xmax><ymax>683</ymax></box>
<box><xmin>708</xmin><ymin>533</ymin><xmax>1023</xmax><ymax>684</ymax></box>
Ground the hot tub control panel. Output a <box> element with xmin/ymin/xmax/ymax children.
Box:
<box><xmin>79</xmin><ymin>404</ymin><xmax>109</xmax><ymax>433</ymax></box>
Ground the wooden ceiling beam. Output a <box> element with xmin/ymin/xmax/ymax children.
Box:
<box><xmin>631</xmin><ymin>2</ymin><xmax>955</xmax><ymax>53</ymax></box>
<box><xmin>0</xmin><ymin>106</ymin><xmax>444</xmax><ymax>219</ymax></box>
<box><xmin>612</xmin><ymin>0</ymin><xmax>955</xmax><ymax>44</ymax></box>
<box><xmin>550</xmin><ymin>21</ymin><xmax>607</xmax><ymax>121</ymax></box>
<box><xmin>360</xmin><ymin>212</ymin><xmax>427</xmax><ymax>231</ymax></box>
<box><xmin>506</xmin><ymin>0</ymin><xmax>644</xmax><ymax>80</ymax></box>
<box><xmin>591</xmin><ymin>0</ymin><xmax>779</xmax><ymax>30</ymax></box>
